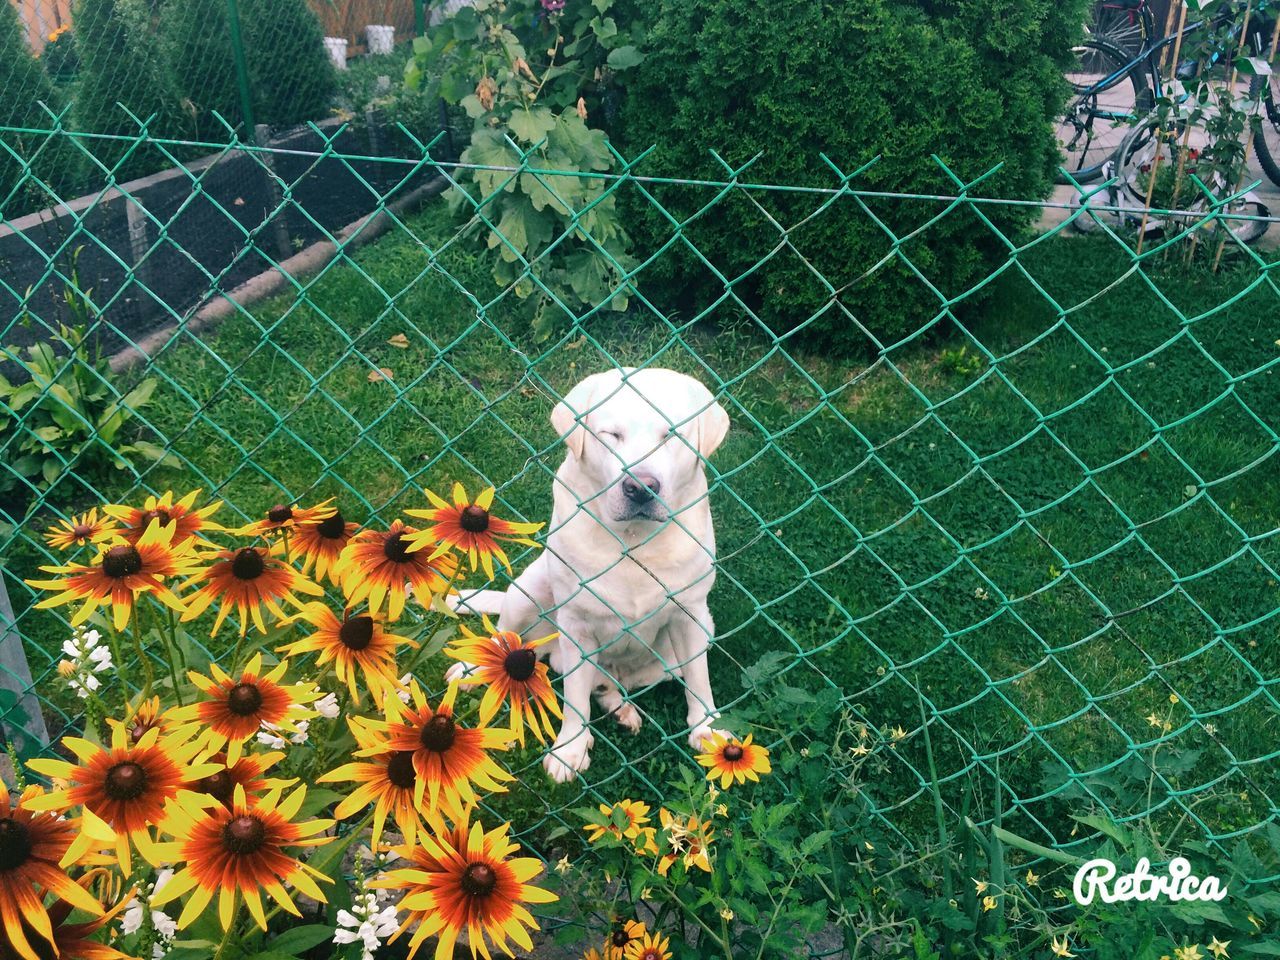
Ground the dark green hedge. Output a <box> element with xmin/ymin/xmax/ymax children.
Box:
<box><xmin>615</xmin><ymin>0</ymin><xmax>1087</xmax><ymax>354</ymax></box>
<box><xmin>239</xmin><ymin>0</ymin><xmax>336</xmax><ymax>129</ymax></box>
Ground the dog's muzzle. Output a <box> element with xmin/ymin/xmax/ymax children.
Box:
<box><xmin>614</xmin><ymin>473</ymin><xmax>668</xmax><ymax>521</ymax></box>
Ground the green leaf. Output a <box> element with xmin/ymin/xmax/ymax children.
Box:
<box><xmin>590</xmin><ymin>16</ymin><xmax>617</xmax><ymax>40</ymax></box>
<box><xmin>488</xmin><ymin>199</ymin><xmax>552</xmax><ymax>261</ymax></box>
<box><xmin>464</xmin><ymin>129</ymin><xmax>522</xmax><ymax>199</ymax></box>
<box><xmin>258</xmin><ymin>924</ymin><xmax>337</xmax><ymax>957</ymax></box>
<box><xmin>606</xmin><ymin>45</ymin><xmax>644</xmax><ymax>70</ymax></box>
<box><xmin>508</xmin><ymin>107</ymin><xmax>556</xmax><ymax>144</ymax></box>
<box><xmin>520</xmin><ymin>171</ymin><xmax>575</xmax><ymax>215</ymax></box>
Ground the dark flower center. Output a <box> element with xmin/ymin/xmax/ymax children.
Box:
<box><xmin>503</xmin><ymin>647</ymin><xmax>537</xmax><ymax>682</ymax></box>
<box><xmin>317</xmin><ymin>511</ymin><xmax>347</xmax><ymax>539</ymax></box>
<box><xmin>222</xmin><ymin>815</ymin><xmax>267</xmax><ymax>854</ymax></box>
<box><xmin>130</xmin><ymin>723</ymin><xmax>149</xmax><ymax>743</ymax></box>
<box><xmin>104</xmin><ymin>761</ymin><xmax>148</xmax><ymax>801</ymax></box>
<box><xmin>419</xmin><ymin>714</ymin><xmax>456</xmax><ymax>752</ymax></box>
<box><xmin>723</xmin><ymin>744</ymin><xmax>744</xmax><ymax>763</ymax></box>
<box><xmin>0</xmin><ymin>819</ymin><xmax>33</xmax><ymax>871</ymax></box>
<box><xmin>460</xmin><ymin>862</ymin><xmax>497</xmax><ymax>897</ymax></box>
<box><xmin>140</xmin><ymin>508</ymin><xmax>172</xmax><ymax>528</ymax></box>
<box><xmin>227</xmin><ymin>682</ymin><xmax>264</xmax><ymax>716</ymax></box>
<box><xmin>231</xmin><ymin>548</ymin><xmax>266</xmax><ymax>580</ymax></box>
<box><xmin>641</xmin><ymin>951</ymin><xmax>660</xmax><ymax>960</ymax></box>
<box><xmin>385</xmin><ymin>751</ymin><xmax>417</xmax><ymax>788</ymax></box>
<box><xmin>339</xmin><ymin>616</ymin><xmax>375</xmax><ymax>651</ymax></box>
<box><xmin>459</xmin><ymin>505</ymin><xmax>490</xmax><ymax>533</ymax></box>
<box><xmin>383</xmin><ymin>532</ymin><xmax>412</xmax><ymax>564</ymax></box>
<box><xmin>102</xmin><ymin>545</ymin><xmax>143</xmax><ymax>578</ymax></box>
<box><xmin>268</xmin><ymin>504</ymin><xmax>293</xmax><ymax>524</ymax></box>
<box><xmin>199</xmin><ymin>770</ymin><xmax>234</xmax><ymax>805</ymax></box>
<box><xmin>612</xmin><ymin>930</ymin><xmax>631</xmax><ymax>947</ymax></box>
<box><xmin>71</xmin><ymin>523</ymin><xmax>94</xmax><ymax>539</ymax></box>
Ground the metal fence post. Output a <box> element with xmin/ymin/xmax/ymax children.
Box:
<box><xmin>225</xmin><ymin>0</ymin><xmax>256</xmax><ymax>134</ymax></box>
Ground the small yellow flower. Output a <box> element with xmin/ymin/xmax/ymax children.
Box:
<box><xmin>981</xmin><ymin>895</ymin><xmax>997</xmax><ymax>912</ymax></box>
<box><xmin>1175</xmin><ymin>946</ymin><xmax>1204</xmax><ymax>960</ymax></box>
<box><xmin>1146</xmin><ymin>713</ymin><xmax>1163</xmax><ymax>728</ymax></box>
<box><xmin>1204</xmin><ymin>723</ymin><xmax>1217</xmax><ymax>736</ymax></box>
<box><xmin>715</xmin><ymin>803</ymin><xmax>728</xmax><ymax>817</ymax></box>
<box><xmin>708</xmin><ymin>784</ymin><xmax>720</xmax><ymax>803</ymax></box>
<box><xmin>850</xmin><ymin>743</ymin><xmax>872</xmax><ymax>757</ymax></box>
<box><xmin>555</xmin><ymin>855</ymin><xmax>571</xmax><ymax>874</ymax></box>
<box><xmin>1169</xmin><ymin>693</ymin><xmax>1180</xmax><ymax>704</ymax></box>
<box><xmin>973</xmin><ymin>878</ymin><xmax>989</xmax><ymax>895</ymax></box>
<box><xmin>1051</xmin><ymin>936</ymin><xmax>1075</xmax><ymax>958</ymax></box>
<box><xmin>1249</xmin><ymin>914</ymin><xmax>1263</xmax><ymax>931</ymax></box>
<box><xmin>1024</xmin><ymin>868</ymin><xmax>1039</xmax><ymax>887</ymax></box>
<box><xmin>719</xmin><ymin>906</ymin><xmax>734</xmax><ymax>922</ymax></box>
<box><xmin>890</xmin><ymin>725</ymin><xmax>908</xmax><ymax>741</ymax></box>
<box><xmin>1207</xmin><ymin>938</ymin><xmax>1230</xmax><ymax>959</ymax></box>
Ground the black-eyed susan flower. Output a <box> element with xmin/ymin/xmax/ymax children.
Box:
<box><xmin>43</xmin><ymin>509</ymin><xmax>120</xmax><ymax>552</ymax></box>
<box><xmin>695</xmin><ymin>733</ymin><xmax>771</xmax><ymax>789</ymax></box>
<box><xmin>193</xmin><ymin>750</ymin><xmax>290</xmax><ymax>808</ymax></box>
<box><xmin>0</xmin><ymin>781</ymin><xmax>111</xmax><ymax>960</ymax></box>
<box><xmin>404</xmin><ymin>483</ymin><xmax>542</xmax><ymax>579</ymax></box>
<box><xmin>103</xmin><ymin>489</ymin><xmax>225</xmax><ymax>546</ymax></box>
<box><xmin>656</xmin><ymin>809</ymin><xmax>714</xmax><ymax>877</ymax></box>
<box><xmin>624</xmin><ymin>930</ymin><xmax>672</xmax><ymax>960</ymax></box>
<box><xmin>319</xmin><ymin>719</ymin><xmax>441</xmax><ymax>851</ymax></box>
<box><xmin>445</xmin><ymin>621</ymin><xmax>560</xmax><ymax>745</ymax></box>
<box><xmin>169</xmin><ymin>654</ymin><xmax>320</xmax><ymax>765</ymax></box>
<box><xmin>367</xmin><ymin>680</ymin><xmax>512</xmax><ymax>822</ymax></box>
<box><xmin>26</xmin><ymin>521</ymin><xmax>199</xmax><ymax>632</ymax></box>
<box><xmin>151</xmin><ymin>784</ymin><xmax>333</xmax><ymax>931</ymax></box>
<box><xmin>278</xmin><ymin>604</ymin><xmax>413</xmax><ymax>706</ymax></box>
<box><xmin>289</xmin><ymin>507</ymin><xmax>358</xmax><ymax>586</ymax></box>
<box><xmin>124</xmin><ymin>695</ymin><xmax>178</xmax><ymax>743</ymax></box>
<box><xmin>603</xmin><ymin>921</ymin><xmax>648</xmax><ymax>960</ymax></box>
<box><xmin>336</xmin><ymin>520</ymin><xmax>457</xmax><ymax>621</ymax></box>
<box><xmin>0</xmin><ymin>872</ymin><xmax>133</xmax><ymax>960</ymax></box>
<box><xmin>584</xmin><ymin>799</ymin><xmax>652</xmax><ymax>845</ymax></box>
<box><xmin>236</xmin><ymin>498</ymin><xmax>337</xmax><ymax>538</ymax></box>
<box><xmin>26</xmin><ymin>723</ymin><xmax>219</xmax><ymax>874</ymax></box>
<box><xmin>372</xmin><ymin>809</ymin><xmax>555</xmax><ymax>959</ymax></box>
<box><xmin>179</xmin><ymin>543</ymin><xmax>324</xmax><ymax>636</ymax></box>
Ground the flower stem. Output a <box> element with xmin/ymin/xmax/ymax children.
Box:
<box><xmin>132</xmin><ymin>600</ymin><xmax>156</xmax><ymax>697</ymax></box>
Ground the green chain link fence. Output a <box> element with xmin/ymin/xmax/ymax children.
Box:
<box><xmin>4</xmin><ymin>0</ymin><xmax>1280</xmax><ymax>923</ymax></box>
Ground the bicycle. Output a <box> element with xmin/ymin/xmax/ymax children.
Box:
<box><xmin>1090</xmin><ymin>0</ymin><xmax>1158</xmax><ymax>56</ymax></box>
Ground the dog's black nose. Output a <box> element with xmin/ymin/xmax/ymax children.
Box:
<box><xmin>622</xmin><ymin>474</ymin><xmax>661</xmax><ymax>503</ymax></box>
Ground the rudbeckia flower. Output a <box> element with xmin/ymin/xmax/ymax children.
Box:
<box><xmin>192</xmin><ymin>750</ymin><xmax>290</xmax><ymax>808</ymax></box>
<box><xmin>103</xmin><ymin>489</ymin><xmax>225</xmax><ymax>546</ymax></box>
<box><xmin>170</xmin><ymin>654</ymin><xmax>320</xmax><ymax>765</ymax></box>
<box><xmin>26</xmin><ymin>723</ymin><xmax>219</xmax><ymax>873</ymax></box>
<box><xmin>371</xmin><ymin>809</ymin><xmax>556</xmax><ymax>960</ymax></box>
<box><xmin>444</xmin><ymin>621</ymin><xmax>560</xmax><ymax>745</ymax></box>
<box><xmin>0</xmin><ymin>782</ymin><xmax>110</xmax><ymax>960</ymax></box>
<box><xmin>695</xmin><ymin>733</ymin><xmax>771</xmax><ymax>789</ymax></box>
<box><xmin>404</xmin><ymin>483</ymin><xmax>542</xmax><ymax>579</ymax></box>
<box><xmin>656</xmin><ymin>809</ymin><xmax>714</xmax><ymax>877</ymax></box>
<box><xmin>603</xmin><ymin>920</ymin><xmax>648</xmax><ymax>960</ymax></box>
<box><xmin>178</xmin><ymin>543</ymin><xmax>324</xmax><ymax>636</ymax></box>
<box><xmin>624</xmin><ymin>930</ymin><xmax>672</xmax><ymax>960</ymax></box>
<box><xmin>583</xmin><ymin>799</ymin><xmax>652</xmax><ymax>844</ymax></box>
<box><xmin>277</xmin><ymin>604</ymin><xmax>414</xmax><ymax>706</ymax></box>
<box><xmin>151</xmin><ymin>784</ymin><xmax>333</xmax><ymax>931</ymax></box>
<box><xmin>0</xmin><ymin>872</ymin><xmax>133</xmax><ymax>960</ymax></box>
<box><xmin>43</xmin><ymin>509</ymin><xmax>119</xmax><ymax>552</ymax></box>
<box><xmin>235</xmin><ymin>498</ymin><xmax>337</xmax><ymax>538</ymax></box>
<box><xmin>364</xmin><ymin>680</ymin><xmax>512</xmax><ymax>822</ymax></box>
<box><xmin>124</xmin><ymin>695</ymin><xmax>178</xmax><ymax>743</ymax></box>
<box><xmin>289</xmin><ymin>507</ymin><xmax>358</xmax><ymax>586</ymax></box>
<box><xmin>26</xmin><ymin>521</ymin><xmax>199</xmax><ymax>631</ymax></box>
<box><xmin>336</xmin><ymin>520</ymin><xmax>457</xmax><ymax>621</ymax></box>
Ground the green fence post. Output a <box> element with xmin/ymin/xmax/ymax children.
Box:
<box><xmin>225</xmin><ymin>0</ymin><xmax>256</xmax><ymax>133</ymax></box>
<box><xmin>415</xmin><ymin>0</ymin><xmax>427</xmax><ymax>36</ymax></box>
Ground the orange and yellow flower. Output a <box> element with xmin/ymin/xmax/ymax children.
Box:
<box><xmin>603</xmin><ymin>920</ymin><xmax>648</xmax><ymax>960</ymax></box>
<box><xmin>103</xmin><ymin>489</ymin><xmax>224</xmax><ymax>546</ymax></box>
<box><xmin>623</xmin><ymin>930</ymin><xmax>672</xmax><ymax>960</ymax></box>
<box><xmin>695</xmin><ymin>733</ymin><xmax>771</xmax><ymax>789</ymax></box>
<box><xmin>278</xmin><ymin>603</ymin><xmax>413</xmax><ymax>706</ymax></box>
<box><xmin>235</xmin><ymin>498</ymin><xmax>337</xmax><ymax>538</ymax></box>
<box><xmin>179</xmin><ymin>543</ymin><xmax>324</xmax><ymax>636</ymax></box>
<box><xmin>366</xmin><ymin>680</ymin><xmax>512</xmax><ymax>822</ymax></box>
<box><xmin>43</xmin><ymin>509</ymin><xmax>119</xmax><ymax>552</ymax></box>
<box><xmin>0</xmin><ymin>781</ymin><xmax>111</xmax><ymax>960</ymax></box>
<box><xmin>656</xmin><ymin>809</ymin><xmax>714</xmax><ymax>877</ymax></box>
<box><xmin>192</xmin><ymin>750</ymin><xmax>290</xmax><ymax>808</ymax></box>
<box><xmin>170</xmin><ymin>654</ymin><xmax>319</xmax><ymax>765</ymax></box>
<box><xmin>584</xmin><ymin>799</ymin><xmax>652</xmax><ymax>845</ymax></box>
<box><xmin>26</xmin><ymin>521</ymin><xmax>198</xmax><ymax>631</ymax></box>
<box><xmin>151</xmin><ymin>784</ymin><xmax>333</xmax><ymax>931</ymax></box>
<box><xmin>123</xmin><ymin>695</ymin><xmax>178</xmax><ymax>743</ymax></box>
<box><xmin>335</xmin><ymin>520</ymin><xmax>457</xmax><ymax>621</ymax></box>
<box><xmin>0</xmin><ymin>872</ymin><xmax>133</xmax><ymax>960</ymax></box>
<box><xmin>26</xmin><ymin>723</ymin><xmax>219</xmax><ymax>873</ymax></box>
<box><xmin>288</xmin><ymin>507</ymin><xmax>358</xmax><ymax>586</ymax></box>
<box><xmin>372</xmin><ymin>809</ymin><xmax>556</xmax><ymax>959</ymax></box>
<box><xmin>404</xmin><ymin>483</ymin><xmax>542</xmax><ymax>579</ymax></box>
<box><xmin>445</xmin><ymin>621</ymin><xmax>560</xmax><ymax>745</ymax></box>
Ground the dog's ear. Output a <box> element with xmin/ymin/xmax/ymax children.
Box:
<box><xmin>694</xmin><ymin>398</ymin><xmax>731</xmax><ymax>458</ymax></box>
<box><xmin>551</xmin><ymin>372</ymin><xmax>609</xmax><ymax>459</ymax></box>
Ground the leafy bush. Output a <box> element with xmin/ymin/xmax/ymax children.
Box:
<box><xmin>239</xmin><ymin>0</ymin><xmax>336</xmax><ymax>129</ymax></box>
<box><xmin>157</xmin><ymin>0</ymin><xmax>240</xmax><ymax>138</ymax></box>
<box><xmin>615</xmin><ymin>0</ymin><xmax>1089</xmax><ymax>354</ymax></box>
<box><xmin>41</xmin><ymin>25</ymin><xmax>80</xmax><ymax>82</ymax></box>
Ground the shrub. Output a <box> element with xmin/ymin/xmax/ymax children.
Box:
<box><xmin>615</xmin><ymin>0</ymin><xmax>1089</xmax><ymax>354</ymax></box>
<box><xmin>239</xmin><ymin>0</ymin><xmax>336</xmax><ymax>129</ymax></box>
<box><xmin>72</xmin><ymin>0</ymin><xmax>189</xmax><ymax>179</ymax></box>
<box><xmin>41</xmin><ymin>25</ymin><xmax>80</xmax><ymax>82</ymax></box>
<box><xmin>157</xmin><ymin>0</ymin><xmax>241</xmax><ymax>138</ymax></box>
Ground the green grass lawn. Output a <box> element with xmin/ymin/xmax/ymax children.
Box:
<box><xmin>5</xmin><ymin>197</ymin><xmax>1280</xmax><ymax>865</ymax></box>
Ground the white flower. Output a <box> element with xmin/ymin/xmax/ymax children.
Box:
<box><xmin>316</xmin><ymin>692</ymin><xmax>340</xmax><ymax>719</ymax></box>
<box><xmin>257</xmin><ymin>719</ymin><xmax>310</xmax><ymax>749</ymax></box>
<box><xmin>61</xmin><ymin>627</ymin><xmax>114</xmax><ymax>699</ymax></box>
<box><xmin>121</xmin><ymin>869</ymin><xmax>177</xmax><ymax>950</ymax></box>
<box><xmin>334</xmin><ymin>892</ymin><xmax>399</xmax><ymax>960</ymax></box>
<box><xmin>397</xmin><ymin>675</ymin><xmax>413</xmax><ymax>704</ymax></box>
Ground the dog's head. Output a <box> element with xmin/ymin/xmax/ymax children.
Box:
<box><xmin>551</xmin><ymin>368</ymin><xmax>730</xmax><ymax>523</ymax></box>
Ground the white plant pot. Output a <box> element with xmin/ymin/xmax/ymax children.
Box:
<box><xmin>366</xmin><ymin>24</ymin><xmax>395</xmax><ymax>55</ymax></box>
<box><xmin>323</xmin><ymin>36</ymin><xmax>348</xmax><ymax>70</ymax></box>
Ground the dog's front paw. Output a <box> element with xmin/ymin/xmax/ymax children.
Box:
<box><xmin>443</xmin><ymin>660</ymin><xmax>479</xmax><ymax>684</ymax></box>
<box><xmin>543</xmin><ymin>731</ymin><xmax>594</xmax><ymax>783</ymax></box>
<box><xmin>688</xmin><ymin>722</ymin><xmax>732</xmax><ymax>751</ymax></box>
<box><xmin>614</xmin><ymin>702</ymin><xmax>642</xmax><ymax>734</ymax></box>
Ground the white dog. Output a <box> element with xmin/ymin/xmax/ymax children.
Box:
<box><xmin>449</xmin><ymin>367</ymin><xmax>731</xmax><ymax>782</ymax></box>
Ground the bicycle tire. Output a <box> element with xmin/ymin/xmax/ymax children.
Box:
<box><xmin>1056</xmin><ymin>37</ymin><xmax>1155</xmax><ymax>185</ymax></box>
<box><xmin>1250</xmin><ymin>73</ymin><xmax>1280</xmax><ymax>188</ymax></box>
<box><xmin>1090</xmin><ymin>0</ymin><xmax>1156</xmax><ymax>58</ymax></box>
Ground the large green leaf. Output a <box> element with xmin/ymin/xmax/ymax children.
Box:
<box><xmin>508</xmin><ymin>106</ymin><xmax>556</xmax><ymax>144</ymax></box>
<box><xmin>606</xmin><ymin>44</ymin><xmax>644</xmax><ymax>70</ymax></box>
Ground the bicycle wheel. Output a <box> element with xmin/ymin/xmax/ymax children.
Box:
<box><xmin>1056</xmin><ymin>37</ymin><xmax>1154</xmax><ymax>184</ymax></box>
<box><xmin>1089</xmin><ymin>0</ymin><xmax>1156</xmax><ymax>57</ymax></box>
<box><xmin>1250</xmin><ymin>73</ymin><xmax>1280</xmax><ymax>188</ymax></box>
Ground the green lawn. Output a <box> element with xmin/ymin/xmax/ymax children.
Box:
<box><xmin>5</xmin><ymin>198</ymin><xmax>1280</xmax><ymax>864</ymax></box>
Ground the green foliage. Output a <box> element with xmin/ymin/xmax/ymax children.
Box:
<box><xmin>41</xmin><ymin>26</ymin><xmax>80</xmax><ymax>82</ymax></box>
<box><xmin>157</xmin><ymin>0</ymin><xmax>240</xmax><ymax>138</ymax></box>
<box><xmin>614</xmin><ymin>0</ymin><xmax>1090</xmax><ymax>354</ymax></box>
<box><xmin>408</xmin><ymin>0</ymin><xmax>646</xmax><ymax>336</ymax></box>
<box><xmin>72</xmin><ymin>0</ymin><xmax>189</xmax><ymax>178</ymax></box>
<box><xmin>239</xmin><ymin>0</ymin><xmax>336</xmax><ymax>129</ymax></box>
